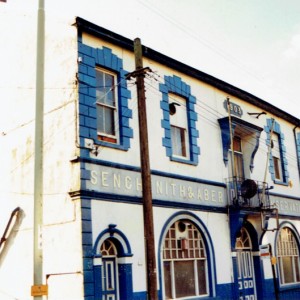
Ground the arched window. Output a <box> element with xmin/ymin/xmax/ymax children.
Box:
<box><xmin>235</xmin><ymin>227</ymin><xmax>251</xmax><ymax>249</ymax></box>
<box><xmin>162</xmin><ymin>219</ymin><xmax>208</xmax><ymax>299</ymax></box>
<box><xmin>101</xmin><ymin>239</ymin><xmax>117</xmax><ymax>256</ymax></box>
<box><xmin>277</xmin><ymin>227</ymin><xmax>300</xmax><ymax>285</ymax></box>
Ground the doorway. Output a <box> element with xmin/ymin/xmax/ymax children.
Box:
<box><xmin>101</xmin><ymin>239</ymin><xmax>119</xmax><ymax>300</ymax></box>
<box><xmin>235</xmin><ymin>227</ymin><xmax>257</xmax><ymax>300</ymax></box>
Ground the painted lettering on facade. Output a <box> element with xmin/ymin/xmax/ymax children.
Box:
<box><xmin>87</xmin><ymin>164</ymin><xmax>225</xmax><ymax>207</ymax></box>
<box><xmin>271</xmin><ymin>197</ymin><xmax>300</xmax><ymax>216</ymax></box>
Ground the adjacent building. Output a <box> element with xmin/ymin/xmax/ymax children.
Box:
<box><xmin>1</xmin><ymin>5</ymin><xmax>300</xmax><ymax>300</ymax></box>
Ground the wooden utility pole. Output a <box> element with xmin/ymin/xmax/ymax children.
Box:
<box><xmin>132</xmin><ymin>38</ymin><xmax>158</xmax><ymax>300</ymax></box>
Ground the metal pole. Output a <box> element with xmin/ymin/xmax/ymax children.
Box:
<box><xmin>262</xmin><ymin>118</ymin><xmax>275</xmax><ymax>206</ymax></box>
<box><xmin>227</xmin><ymin>97</ymin><xmax>237</xmax><ymax>203</ymax></box>
<box><xmin>133</xmin><ymin>38</ymin><xmax>158</xmax><ymax>300</ymax></box>
<box><xmin>32</xmin><ymin>0</ymin><xmax>45</xmax><ymax>298</ymax></box>
<box><xmin>269</xmin><ymin>244</ymin><xmax>279</xmax><ymax>300</ymax></box>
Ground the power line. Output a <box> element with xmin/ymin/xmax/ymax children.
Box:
<box><xmin>136</xmin><ymin>0</ymin><xmax>300</xmax><ymax>117</ymax></box>
<box><xmin>144</xmin><ymin>71</ymin><xmax>300</xmax><ymax>167</ymax></box>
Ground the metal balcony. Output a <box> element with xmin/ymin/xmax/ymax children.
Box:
<box><xmin>226</xmin><ymin>177</ymin><xmax>273</xmax><ymax>210</ymax></box>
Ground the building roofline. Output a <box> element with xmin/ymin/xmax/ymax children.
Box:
<box><xmin>75</xmin><ymin>17</ymin><xmax>300</xmax><ymax>126</ymax></box>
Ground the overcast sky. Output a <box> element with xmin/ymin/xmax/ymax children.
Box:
<box><xmin>7</xmin><ymin>0</ymin><xmax>300</xmax><ymax>118</ymax></box>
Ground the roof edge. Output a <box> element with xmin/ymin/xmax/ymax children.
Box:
<box><xmin>75</xmin><ymin>17</ymin><xmax>300</xmax><ymax>126</ymax></box>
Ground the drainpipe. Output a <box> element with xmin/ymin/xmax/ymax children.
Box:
<box><xmin>261</xmin><ymin>118</ymin><xmax>275</xmax><ymax>207</ymax></box>
<box><xmin>269</xmin><ymin>244</ymin><xmax>279</xmax><ymax>300</ymax></box>
<box><xmin>227</xmin><ymin>97</ymin><xmax>237</xmax><ymax>203</ymax></box>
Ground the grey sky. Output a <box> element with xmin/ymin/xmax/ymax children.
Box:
<box><xmin>7</xmin><ymin>0</ymin><xmax>300</xmax><ymax>118</ymax></box>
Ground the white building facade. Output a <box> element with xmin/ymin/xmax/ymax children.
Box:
<box><xmin>1</xmin><ymin>5</ymin><xmax>300</xmax><ymax>300</ymax></box>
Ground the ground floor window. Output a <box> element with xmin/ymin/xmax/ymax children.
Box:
<box><xmin>277</xmin><ymin>227</ymin><xmax>300</xmax><ymax>285</ymax></box>
<box><xmin>162</xmin><ymin>219</ymin><xmax>208</xmax><ymax>299</ymax></box>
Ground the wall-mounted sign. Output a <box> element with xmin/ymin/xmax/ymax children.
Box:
<box><xmin>259</xmin><ymin>244</ymin><xmax>271</xmax><ymax>259</ymax></box>
<box><xmin>223</xmin><ymin>100</ymin><xmax>243</xmax><ymax>117</ymax></box>
<box><xmin>85</xmin><ymin>163</ymin><xmax>226</xmax><ymax>208</ymax></box>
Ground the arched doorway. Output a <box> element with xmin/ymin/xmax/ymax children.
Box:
<box><xmin>235</xmin><ymin>227</ymin><xmax>257</xmax><ymax>300</ymax></box>
<box><xmin>100</xmin><ymin>239</ymin><xmax>119</xmax><ymax>300</ymax></box>
<box><xmin>93</xmin><ymin>224</ymin><xmax>133</xmax><ymax>300</ymax></box>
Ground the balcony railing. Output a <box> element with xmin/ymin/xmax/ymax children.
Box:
<box><xmin>226</xmin><ymin>177</ymin><xmax>272</xmax><ymax>209</ymax></box>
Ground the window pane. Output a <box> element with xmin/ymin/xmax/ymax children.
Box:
<box><xmin>163</xmin><ymin>261</ymin><xmax>172</xmax><ymax>299</ymax></box>
<box><xmin>97</xmin><ymin>105</ymin><xmax>116</xmax><ymax>136</ymax></box>
<box><xmin>96</xmin><ymin>70</ymin><xmax>105</xmax><ymax>103</ymax></box>
<box><xmin>295</xmin><ymin>257</ymin><xmax>300</xmax><ymax>282</ymax></box>
<box><xmin>105</xmin><ymin>73</ymin><xmax>115</xmax><ymax>107</ymax></box>
<box><xmin>234</xmin><ymin>152</ymin><xmax>244</xmax><ymax>179</ymax></box>
<box><xmin>282</xmin><ymin>256</ymin><xmax>293</xmax><ymax>283</ymax></box>
<box><xmin>273</xmin><ymin>156</ymin><xmax>282</xmax><ymax>180</ymax></box>
<box><xmin>174</xmin><ymin>260</ymin><xmax>195</xmax><ymax>298</ymax></box>
<box><xmin>272</xmin><ymin>133</ymin><xmax>281</xmax><ymax>157</ymax></box>
<box><xmin>97</xmin><ymin>105</ymin><xmax>104</xmax><ymax>132</ymax></box>
<box><xmin>233</xmin><ymin>136</ymin><xmax>242</xmax><ymax>152</ymax></box>
<box><xmin>96</xmin><ymin>70</ymin><xmax>116</xmax><ymax>106</ymax></box>
<box><xmin>197</xmin><ymin>260</ymin><xmax>207</xmax><ymax>295</ymax></box>
<box><xmin>104</xmin><ymin>107</ymin><xmax>115</xmax><ymax>135</ymax></box>
<box><xmin>171</xmin><ymin>126</ymin><xmax>187</xmax><ymax>157</ymax></box>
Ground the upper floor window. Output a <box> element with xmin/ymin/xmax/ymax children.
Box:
<box><xmin>170</xmin><ymin>94</ymin><xmax>189</xmax><ymax>159</ymax></box>
<box><xmin>96</xmin><ymin>68</ymin><xmax>118</xmax><ymax>143</ymax></box>
<box><xmin>277</xmin><ymin>227</ymin><xmax>300</xmax><ymax>286</ymax></box>
<box><xmin>78</xmin><ymin>44</ymin><xmax>133</xmax><ymax>151</ymax></box>
<box><xmin>160</xmin><ymin>75</ymin><xmax>200</xmax><ymax>165</ymax></box>
<box><xmin>272</xmin><ymin>133</ymin><xmax>283</xmax><ymax>181</ymax></box>
<box><xmin>265</xmin><ymin>119</ymin><xmax>289</xmax><ymax>185</ymax></box>
<box><xmin>218</xmin><ymin>116</ymin><xmax>262</xmax><ymax>176</ymax></box>
<box><xmin>228</xmin><ymin>136</ymin><xmax>245</xmax><ymax>180</ymax></box>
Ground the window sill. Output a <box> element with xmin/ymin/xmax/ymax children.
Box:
<box><xmin>170</xmin><ymin>156</ymin><xmax>198</xmax><ymax>166</ymax></box>
<box><xmin>273</xmin><ymin>179</ymin><xmax>289</xmax><ymax>186</ymax></box>
<box><xmin>96</xmin><ymin>140</ymin><xmax>129</xmax><ymax>151</ymax></box>
<box><xmin>279</xmin><ymin>282</ymin><xmax>300</xmax><ymax>292</ymax></box>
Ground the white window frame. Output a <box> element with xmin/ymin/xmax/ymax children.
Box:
<box><xmin>277</xmin><ymin>227</ymin><xmax>300</xmax><ymax>286</ymax></box>
<box><xmin>228</xmin><ymin>136</ymin><xmax>244</xmax><ymax>180</ymax></box>
<box><xmin>162</xmin><ymin>220</ymin><xmax>208</xmax><ymax>299</ymax></box>
<box><xmin>271</xmin><ymin>133</ymin><xmax>283</xmax><ymax>181</ymax></box>
<box><xmin>95</xmin><ymin>67</ymin><xmax>119</xmax><ymax>143</ymax></box>
<box><xmin>169</xmin><ymin>94</ymin><xmax>190</xmax><ymax>160</ymax></box>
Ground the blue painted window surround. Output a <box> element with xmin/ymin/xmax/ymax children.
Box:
<box><xmin>218</xmin><ymin>116</ymin><xmax>262</xmax><ymax>172</ymax></box>
<box><xmin>265</xmin><ymin>119</ymin><xmax>289</xmax><ymax>185</ymax></box>
<box><xmin>297</xmin><ymin>132</ymin><xmax>300</xmax><ymax>172</ymax></box>
<box><xmin>78</xmin><ymin>43</ymin><xmax>133</xmax><ymax>151</ymax></box>
<box><xmin>160</xmin><ymin>75</ymin><xmax>200</xmax><ymax>165</ymax></box>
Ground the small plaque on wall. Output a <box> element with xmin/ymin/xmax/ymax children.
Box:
<box><xmin>223</xmin><ymin>100</ymin><xmax>243</xmax><ymax>117</ymax></box>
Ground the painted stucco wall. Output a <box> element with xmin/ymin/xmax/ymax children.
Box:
<box><xmin>0</xmin><ymin>6</ymin><xmax>83</xmax><ymax>300</ymax></box>
<box><xmin>80</xmin><ymin>32</ymin><xmax>300</xmax><ymax>199</ymax></box>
